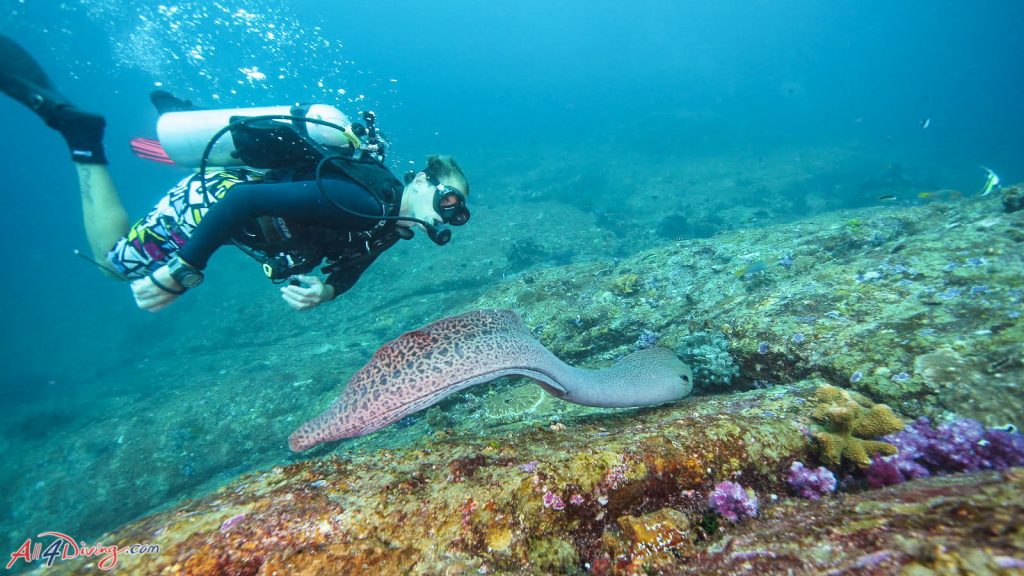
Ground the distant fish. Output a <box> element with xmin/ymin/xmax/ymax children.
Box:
<box><xmin>917</xmin><ymin>189</ymin><xmax>963</xmax><ymax>201</ymax></box>
<box><xmin>979</xmin><ymin>165</ymin><xmax>1000</xmax><ymax>196</ymax></box>
<box><xmin>735</xmin><ymin>260</ymin><xmax>768</xmax><ymax>278</ymax></box>
<box><xmin>920</xmin><ymin>117</ymin><xmax>931</xmax><ymax>129</ymax></box>
<box><xmin>878</xmin><ymin>194</ymin><xmax>897</xmax><ymax>202</ymax></box>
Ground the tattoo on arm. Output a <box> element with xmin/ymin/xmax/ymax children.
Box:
<box><xmin>78</xmin><ymin>166</ymin><xmax>94</xmax><ymax>203</ymax></box>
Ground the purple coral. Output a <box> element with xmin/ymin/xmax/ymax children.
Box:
<box><xmin>786</xmin><ymin>462</ymin><xmax>837</xmax><ymax>500</ymax></box>
<box><xmin>219</xmin><ymin>513</ymin><xmax>246</xmax><ymax>533</ymax></box>
<box><xmin>518</xmin><ymin>460</ymin><xmax>539</xmax><ymax>473</ymax></box>
<box><xmin>865</xmin><ymin>417</ymin><xmax>1024</xmax><ymax>488</ymax></box>
<box><xmin>543</xmin><ymin>490</ymin><xmax>565</xmax><ymax>510</ymax></box>
<box><xmin>708</xmin><ymin>481</ymin><xmax>759</xmax><ymax>523</ymax></box>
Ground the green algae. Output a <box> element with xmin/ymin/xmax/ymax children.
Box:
<box><xmin>528</xmin><ymin>537</ymin><xmax>579</xmax><ymax>573</ymax></box>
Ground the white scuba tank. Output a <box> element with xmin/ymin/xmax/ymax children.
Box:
<box><xmin>156</xmin><ymin>104</ymin><xmax>352</xmax><ymax>167</ymax></box>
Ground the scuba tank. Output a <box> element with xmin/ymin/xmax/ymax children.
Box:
<box><xmin>156</xmin><ymin>103</ymin><xmax>355</xmax><ymax>167</ymax></box>
<box><xmin>151</xmin><ymin>96</ymin><xmax>454</xmax><ymax>248</ymax></box>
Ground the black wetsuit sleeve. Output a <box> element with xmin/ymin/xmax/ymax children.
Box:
<box><xmin>324</xmin><ymin>252</ymin><xmax>380</xmax><ymax>298</ymax></box>
<box><xmin>323</xmin><ymin>230</ymin><xmax>404</xmax><ymax>298</ymax></box>
<box><xmin>177</xmin><ymin>177</ymin><xmax>383</xmax><ymax>269</ymax></box>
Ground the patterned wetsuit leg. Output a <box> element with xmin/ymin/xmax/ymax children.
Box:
<box><xmin>106</xmin><ymin>170</ymin><xmax>260</xmax><ymax>279</ymax></box>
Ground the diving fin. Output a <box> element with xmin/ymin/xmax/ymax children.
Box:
<box><xmin>0</xmin><ymin>34</ymin><xmax>74</xmax><ymax>124</ymax></box>
<box><xmin>150</xmin><ymin>90</ymin><xmax>200</xmax><ymax>115</ymax></box>
<box><xmin>0</xmin><ymin>34</ymin><xmax>107</xmax><ymax>164</ymax></box>
<box><xmin>130</xmin><ymin>137</ymin><xmax>175</xmax><ymax>164</ymax></box>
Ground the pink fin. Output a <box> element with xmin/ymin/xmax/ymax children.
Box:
<box><xmin>130</xmin><ymin>137</ymin><xmax>175</xmax><ymax>165</ymax></box>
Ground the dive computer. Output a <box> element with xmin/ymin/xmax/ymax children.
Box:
<box><xmin>167</xmin><ymin>256</ymin><xmax>204</xmax><ymax>288</ymax></box>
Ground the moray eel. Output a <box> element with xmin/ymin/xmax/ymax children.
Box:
<box><xmin>289</xmin><ymin>309</ymin><xmax>693</xmax><ymax>451</ymax></box>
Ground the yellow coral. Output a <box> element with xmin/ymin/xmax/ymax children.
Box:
<box><xmin>810</xmin><ymin>385</ymin><xmax>904</xmax><ymax>468</ymax></box>
<box><xmin>811</xmin><ymin>384</ymin><xmax>849</xmax><ymax>405</ymax></box>
<box><xmin>610</xmin><ymin>273</ymin><xmax>642</xmax><ymax>296</ymax></box>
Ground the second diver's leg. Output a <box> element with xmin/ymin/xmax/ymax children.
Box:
<box><xmin>75</xmin><ymin>163</ymin><xmax>129</xmax><ymax>270</ymax></box>
<box><xmin>0</xmin><ymin>35</ymin><xmax>129</xmax><ymax>276</ymax></box>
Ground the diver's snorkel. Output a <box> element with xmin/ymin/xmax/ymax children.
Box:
<box><xmin>194</xmin><ymin>114</ymin><xmax>460</xmax><ymax>246</ymax></box>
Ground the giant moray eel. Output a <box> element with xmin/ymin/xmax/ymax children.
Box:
<box><xmin>289</xmin><ymin>309</ymin><xmax>693</xmax><ymax>451</ymax></box>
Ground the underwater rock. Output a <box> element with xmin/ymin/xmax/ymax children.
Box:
<box><xmin>674</xmin><ymin>468</ymin><xmax>1024</xmax><ymax>575</ymax></box>
<box><xmin>13</xmin><ymin>181</ymin><xmax>1023</xmax><ymax>567</ymax></box>
<box><xmin>1002</xmin><ymin>184</ymin><xmax>1023</xmax><ymax>213</ymax></box>
<box><xmin>606</xmin><ymin>507</ymin><xmax>696</xmax><ymax>570</ymax></box>
<box><xmin>45</xmin><ymin>386</ymin><xmax>816</xmax><ymax>575</ymax></box>
<box><xmin>477</xmin><ymin>191</ymin><xmax>1023</xmax><ymax>427</ymax></box>
<box><xmin>41</xmin><ymin>385</ymin><xmax>1024</xmax><ymax>575</ymax></box>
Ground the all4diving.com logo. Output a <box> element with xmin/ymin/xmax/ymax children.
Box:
<box><xmin>6</xmin><ymin>532</ymin><xmax>159</xmax><ymax>571</ymax></box>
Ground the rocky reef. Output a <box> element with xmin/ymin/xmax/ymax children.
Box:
<box><xmin>468</xmin><ymin>188</ymin><xmax>1024</xmax><ymax>427</ymax></box>
<box><xmin>42</xmin><ymin>383</ymin><xmax>1023</xmax><ymax>575</ymax></box>
<box><xmin>13</xmin><ymin>188</ymin><xmax>1024</xmax><ymax>575</ymax></box>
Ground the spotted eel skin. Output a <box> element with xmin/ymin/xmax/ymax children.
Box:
<box><xmin>289</xmin><ymin>309</ymin><xmax>693</xmax><ymax>451</ymax></box>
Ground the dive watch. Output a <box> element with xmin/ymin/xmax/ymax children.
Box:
<box><xmin>167</xmin><ymin>256</ymin><xmax>204</xmax><ymax>289</ymax></box>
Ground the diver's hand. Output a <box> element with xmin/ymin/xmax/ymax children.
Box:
<box><xmin>280</xmin><ymin>275</ymin><xmax>334</xmax><ymax>311</ymax></box>
<box><xmin>131</xmin><ymin>265</ymin><xmax>182</xmax><ymax>312</ymax></box>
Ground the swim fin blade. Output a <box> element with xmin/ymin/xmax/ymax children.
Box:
<box><xmin>0</xmin><ymin>34</ymin><xmax>74</xmax><ymax>123</ymax></box>
<box><xmin>150</xmin><ymin>90</ymin><xmax>199</xmax><ymax>115</ymax></box>
<box><xmin>130</xmin><ymin>137</ymin><xmax>175</xmax><ymax>164</ymax></box>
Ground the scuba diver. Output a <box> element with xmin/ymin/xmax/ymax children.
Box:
<box><xmin>0</xmin><ymin>35</ymin><xmax>470</xmax><ymax>312</ymax></box>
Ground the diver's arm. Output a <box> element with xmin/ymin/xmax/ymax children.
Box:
<box><xmin>280</xmin><ymin>275</ymin><xmax>334</xmax><ymax>311</ymax></box>
<box><xmin>323</xmin><ymin>265</ymin><xmax>367</xmax><ymax>298</ymax></box>
<box><xmin>320</xmin><ymin>238</ymin><xmax>398</xmax><ymax>300</ymax></box>
<box><xmin>176</xmin><ymin>177</ymin><xmax>383</xmax><ymax>270</ymax></box>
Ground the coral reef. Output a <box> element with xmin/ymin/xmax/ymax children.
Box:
<box><xmin>609</xmin><ymin>273</ymin><xmax>643</xmax><ymax>296</ymax></box>
<box><xmin>670</xmin><ymin>469</ymin><xmax>1024</xmax><ymax>575</ymax></box>
<box><xmin>707</xmin><ymin>481</ymin><xmax>759</xmax><ymax>523</ymax></box>
<box><xmin>866</xmin><ymin>416</ymin><xmax>1024</xmax><ymax>488</ymax></box>
<box><xmin>41</xmin><ymin>385</ymin><xmax>816</xmax><ymax>575</ymax></box>
<box><xmin>6</xmin><ymin>173</ymin><xmax>1023</xmax><ymax>569</ymax></box>
<box><xmin>37</xmin><ymin>391</ymin><xmax>1024</xmax><ymax>575</ymax></box>
<box><xmin>809</xmin><ymin>384</ymin><xmax>905</xmax><ymax>468</ymax></box>
<box><xmin>786</xmin><ymin>461</ymin><xmax>836</xmax><ymax>500</ymax></box>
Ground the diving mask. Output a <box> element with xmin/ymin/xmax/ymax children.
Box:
<box><xmin>426</xmin><ymin>175</ymin><xmax>470</xmax><ymax>226</ymax></box>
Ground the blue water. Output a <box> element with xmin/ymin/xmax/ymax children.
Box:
<box><xmin>0</xmin><ymin>0</ymin><xmax>1022</xmax><ymax>562</ymax></box>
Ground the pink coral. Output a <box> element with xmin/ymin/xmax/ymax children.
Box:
<box><xmin>708</xmin><ymin>481</ymin><xmax>758</xmax><ymax>523</ymax></box>
<box><xmin>786</xmin><ymin>461</ymin><xmax>837</xmax><ymax>500</ymax></box>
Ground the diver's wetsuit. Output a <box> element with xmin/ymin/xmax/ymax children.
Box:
<box><xmin>107</xmin><ymin>168</ymin><xmax>401</xmax><ymax>297</ymax></box>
